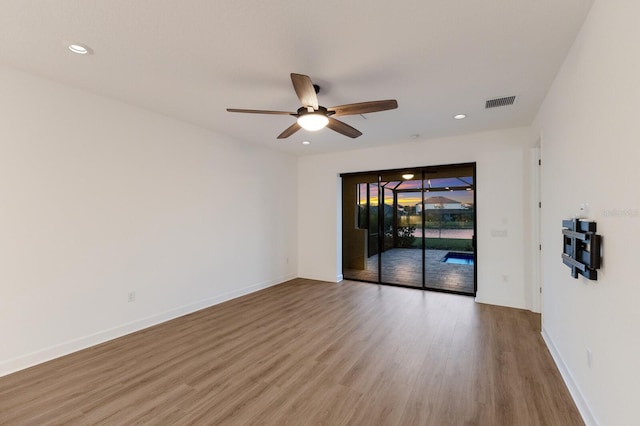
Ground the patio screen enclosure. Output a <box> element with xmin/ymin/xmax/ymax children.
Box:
<box><xmin>341</xmin><ymin>163</ymin><xmax>476</xmax><ymax>295</ymax></box>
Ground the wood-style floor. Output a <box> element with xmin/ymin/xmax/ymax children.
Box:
<box><xmin>0</xmin><ymin>279</ymin><xmax>583</xmax><ymax>425</ymax></box>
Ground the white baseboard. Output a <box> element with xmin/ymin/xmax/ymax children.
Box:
<box><xmin>0</xmin><ymin>274</ymin><xmax>296</xmax><ymax>378</ymax></box>
<box><xmin>541</xmin><ymin>327</ymin><xmax>599</xmax><ymax>426</ymax></box>
<box><xmin>336</xmin><ymin>274</ymin><xmax>344</xmax><ymax>282</ymax></box>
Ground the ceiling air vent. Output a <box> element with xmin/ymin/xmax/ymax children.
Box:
<box><xmin>485</xmin><ymin>95</ymin><xmax>517</xmax><ymax>109</ymax></box>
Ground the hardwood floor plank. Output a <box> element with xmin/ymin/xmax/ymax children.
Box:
<box><xmin>0</xmin><ymin>278</ymin><xmax>583</xmax><ymax>425</ymax></box>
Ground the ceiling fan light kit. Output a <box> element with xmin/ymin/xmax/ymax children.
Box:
<box><xmin>297</xmin><ymin>107</ymin><xmax>330</xmax><ymax>131</ymax></box>
<box><xmin>227</xmin><ymin>73</ymin><xmax>398</xmax><ymax>139</ymax></box>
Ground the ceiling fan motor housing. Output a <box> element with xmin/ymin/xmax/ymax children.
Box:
<box><xmin>296</xmin><ymin>106</ymin><xmax>332</xmax><ymax>117</ymax></box>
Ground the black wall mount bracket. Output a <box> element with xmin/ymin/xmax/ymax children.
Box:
<box><xmin>562</xmin><ymin>219</ymin><xmax>601</xmax><ymax>280</ymax></box>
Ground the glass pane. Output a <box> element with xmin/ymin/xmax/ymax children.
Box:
<box><xmin>368</xmin><ymin>183</ymin><xmax>380</xmax><ymax>259</ymax></box>
<box><xmin>379</xmin><ymin>173</ymin><xmax>422</xmax><ymax>287</ymax></box>
<box><xmin>395</xmin><ymin>179</ymin><xmax>423</xmax><ymax>190</ymax></box>
<box><xmin>424</xmin><ymin>177</ymin><xmax>473</xmax><ymax>190</ymax></box>
<box><xmin>424</xmin><ymin>168</ymin><xmax>475</xmax><ymax>294</ymax></box>
<box><xmin>382</xmin><ymin>186</ymin><xmax>394</xmax><ymax>253</ymax></box>
<box><xmin>342</xmin><ymin>175</ymin><xmax>379</xmax><ymax>282</ymax></box>
<box><xmin>356</xmin><ymin>183</ymin><xmax>367</xmax><ymax>229</ymax></box>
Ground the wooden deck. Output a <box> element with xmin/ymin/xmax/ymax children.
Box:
<box><xmin>344</xmin><ymin>248</ymin><xmax>475</xmax><ymax>294</ymax></box>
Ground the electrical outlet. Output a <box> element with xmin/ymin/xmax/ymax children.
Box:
<box><xmin>128</xmin><ymin>291</ymin><xmax>136</xmax><ymax>303</ymax></box>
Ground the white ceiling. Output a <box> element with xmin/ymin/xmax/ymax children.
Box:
<box><xmin>0</xmin><ymin>0</ymin><xmax>594</xmax><ymax>156</ymax></box>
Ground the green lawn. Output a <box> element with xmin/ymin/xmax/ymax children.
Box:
<box><xmin>411</xmin><ymin>238</ymin><xmax>473</xmax><ymax>251</ymax></box>
<box><xmin>403</xmin><ymin>217</ymin><xmax>473</xmax><ymax>229</ymax></box>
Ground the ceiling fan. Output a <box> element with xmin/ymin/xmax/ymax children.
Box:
<box><xmin>227</xmin><ymin>73</ymin><xmax>398</xmax><ymax>139</ymax></box>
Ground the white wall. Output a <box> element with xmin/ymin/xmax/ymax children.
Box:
<box><xmin>298</xmin><ymin>127</ymin><xmax>538</xmax><ymax>310</ymax></box>
<box><xmin>0</xmin><ymin>66</ymin><xmax>298</xmax><ymax>376</ymax></box>
<box><xmin>534</xmin><ymin>0</ymin><xmax>640</xmax><ymax>424</ymax></box>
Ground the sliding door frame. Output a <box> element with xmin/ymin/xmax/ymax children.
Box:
<box><xmin>341</xmin><ymin>162</ymin><xmax>477</xmax><ymax>296</ymax></box>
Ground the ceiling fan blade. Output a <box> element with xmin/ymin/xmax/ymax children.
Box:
<box><xmin>328</xmin><ymin>100</ymin><xmax>398</xmax><ymax>117</ymax></box>
<box><xmin>327</xmin><ymin>117</ymin><xmax>362</xmax><ymax>138</ymax></box>
<box><xmin>227</xmin><ymin>108</ymin><xmax>295</xmax><ymax>115</ymax></box>
<box><xmin>277</xmin><ymin>122</ymin><xmax>301</xmax><ymax>139</ymax></box>
<box><xmin>291</xmin><ymin>73</ymin><xmax>319</xmax><ymax>110</ymax></box>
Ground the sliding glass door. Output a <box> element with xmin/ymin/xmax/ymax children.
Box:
<box><xmin>342</xmin><ymin>163</ymin><xmax>476</xmax><ymax>295</ymax></box>
<box><xmin>342</xmin><ymin>173</ymin><xmax>379</xmax><ymax>282</ymax></box>
<box><xmin>422</xmin><ymin>166</ymin><xmax>476</xmax><ymax>294</ymax></box>
<box><xmin>379</xmin><ymin>171</ymin><xmax>423</xmax><ymax>287</ymax></box>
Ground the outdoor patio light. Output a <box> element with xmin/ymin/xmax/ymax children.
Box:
<box><xmin>402</xmin><ymin>173</ymin><xmax>414</xmax><ymax>180</ymax></box>
<box><xmin>297</xmin><ymin>112</ymin><xmax>329</xmax><ymax>131</ymax></box>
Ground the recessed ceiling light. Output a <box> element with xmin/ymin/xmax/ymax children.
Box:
<box><xmin>302</xmin><ymin>141</ymin><xmax>311</xmax><ymax>145</ymax></box>
<box><xmin>454</xmin><ymin>114</ymin><xmax>467</xmax><ymax>120</ymax></box>
<box><xmin>68</xmin><ymin>43</ymin><xmax>91</xmax><ymax>55</ymax></box>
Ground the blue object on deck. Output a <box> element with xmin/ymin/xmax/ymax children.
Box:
<box><xmin>442</xmin><ymin>252</ymin><xmax>474</xmax><ymax>265</ymax></box>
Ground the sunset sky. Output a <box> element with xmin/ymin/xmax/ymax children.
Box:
<box><xmin>360</xmin><ymin>187</ymin><xmax>474</xmax><ymax>206</ymax></box>
<box><xmin>357</xmin><ymin>177</ymin><xmax>474</xmax><ymax>207</ymax></box>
